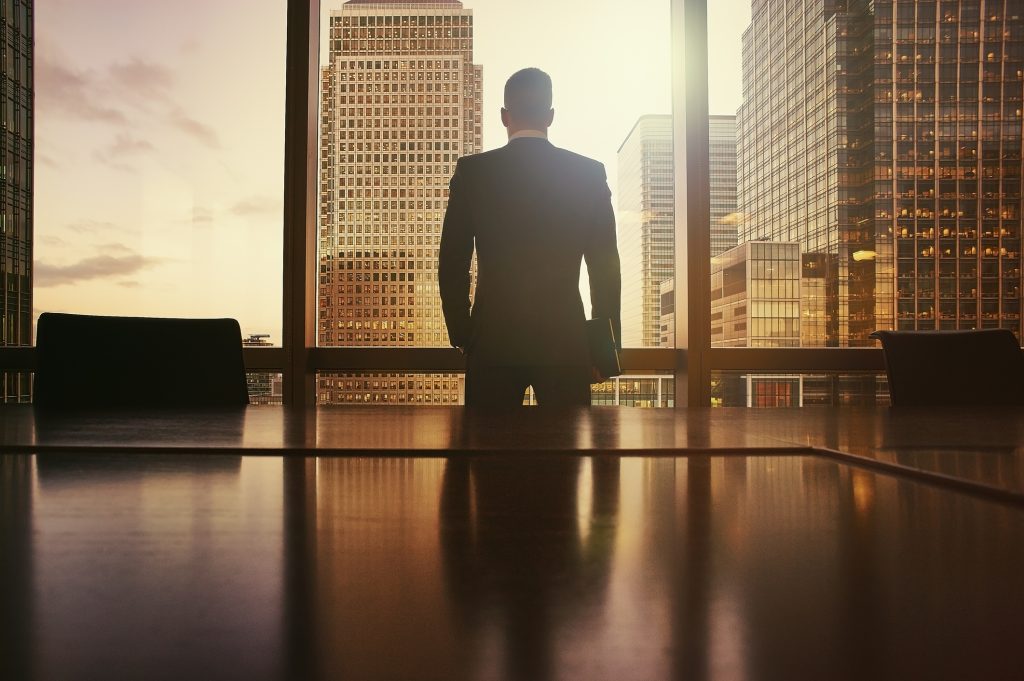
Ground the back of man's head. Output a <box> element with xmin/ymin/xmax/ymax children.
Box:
<box><xmin>503</xmin><ymin>68</ymin><xmax>553</xmax><ymax>130</ymax></box>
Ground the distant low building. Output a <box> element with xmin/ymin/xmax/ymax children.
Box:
<box><xmin>711</xmin><ymin>241</ymin><xmax>802</xmax><ymax>406</ymax></box>
<box><xmin>242</xmin><ymin>334</ymin><xmax>282</xmax><ymax>405</ymax></box>
<box><xmin>712</xmin><ymin>241</ymin><xmax>801</xmax><ymax>348</ymax></box>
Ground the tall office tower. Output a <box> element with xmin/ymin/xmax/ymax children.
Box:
<box><xmin>1</xmin><ymin>0</ymin><xmax>32</xmax><ymax>402</ymax></box>
<box><xmin>710</xmin><ymin>115</ymin><xmax>738</xmax><ymax>257</ymax></box>
<box><xmin>318</xmin><ymin>0</ymin><xmax>482</xmax><ymax>405</ymax></box>
<box><xmin>738</xmin><ymin>0</ymin><xmax>1023</xmax><ymax>346</ymax></box>
<box><xmin>618</xmin><ymin>115</ymin><xmax>674</xmax><ymax>348</ymax></box>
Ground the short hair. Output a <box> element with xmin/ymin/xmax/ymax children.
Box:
<box><xmin>503</xmin><ymin>68</ymin><xmax>553</xmax><ymax>128</ymax></box>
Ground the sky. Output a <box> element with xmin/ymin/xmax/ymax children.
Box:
<box><xmin>35</xmin><ymin>0</ymin><xmax>751</xmax><ymax>344</ymax></box>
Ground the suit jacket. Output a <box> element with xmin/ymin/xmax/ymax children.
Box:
<box><xmin>438</xmin><ymin>137</ymin><xmax>621</xmax><ymax>367</ymax></box>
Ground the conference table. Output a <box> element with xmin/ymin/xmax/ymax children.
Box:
<box><xmin>2</xmin><ymin>405</ymin><xmax>1022</xmax><ymax>680</ymax></box>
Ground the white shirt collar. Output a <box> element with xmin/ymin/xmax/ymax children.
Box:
<box><xmin>508</xmin><ymin>129</ymin><xmax>548</xmax><ymax>141</ymax></box>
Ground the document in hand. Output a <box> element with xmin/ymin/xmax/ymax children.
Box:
<box><xmin>586</xmin><ymin>318</ymin><xmax>622</xmax><ymax>379</ymax></box>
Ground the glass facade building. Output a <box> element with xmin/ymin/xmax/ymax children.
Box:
<box><xmin>711</xmin><ymin>241</ymin><xmax>802</xmax><ymax>348</ymax></box>
<box><xmin>617</xmin><ymin>114</ymin><xmax>674</xmax><ymax>348</ymax></box>
<box><xmin>738</xmin><ymin>0</ymin><xmax>1023</xmax><ymax>346</ymax></box>
<box><xmin>709</xmin><ymin>114</ymin><xmax>738</xmax><ymax>257</ymax></box>
<box><xmin>711</xmin><ymin>242</ymin><xmax>805</xmax><ymax>406</ymax></box>
<box><xmin>317</xmin><ymin>0</ymin><xmax>483</xmax><ymax>404</ymax></box>
<box><xmin>1</xmin><ymin>0</ymin><xmax>31</xmax><ymax>402</ymax></box>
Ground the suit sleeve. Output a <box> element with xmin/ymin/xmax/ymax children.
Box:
<box><xmin>438</xmin><ymin>159</ymin><xmax>474</xmax><ymax>348</ymax></box>
<box><xmin>583</xmin><ymin>164</ymin><xmax>622</xmax><ymax>349</ymax></box>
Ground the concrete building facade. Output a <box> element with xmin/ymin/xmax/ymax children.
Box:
<box><xmin>317</xmin><ymin>0</ymin><xmax>482</xmax><ymax>404</ymax></box>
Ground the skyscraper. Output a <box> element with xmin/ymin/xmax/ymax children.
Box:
<box><xmin>738</xmin><ymin>0</ymin><xmax>1023</xmax><ymax>347</ymax></box>
<box><xmin>1</xmin><ymin>0</ymin><xmax>32</xmax><ymax>402</ymax></box>
<box><xmin>617</xmin><ymin>115</ymin><xmax>673</xmax><ymax>348</ymax></box>
<box><xmin>709</xmin><ymin>114</ymin><xmax>738</xmax><ymax>257</ymax></box>
<box><xmin>317</xmin><ymin>0</ymin><xmax>482</xmax><ymax>404</ymax></box>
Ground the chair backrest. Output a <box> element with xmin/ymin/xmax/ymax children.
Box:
<box><xmin>870</xmin><ymin>329</ymin><xmax>1024</xmax><ymax>407</ymax></box>
<box><xmin>34</xmin><ymin>313</ymin><xmax>250</xmax><ymax>409</ymax></box>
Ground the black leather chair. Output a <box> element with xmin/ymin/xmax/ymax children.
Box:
<box><xmin>33</xmin><ymin>313</ymin><xmax>250</xmax><ymax>409</ymax></box>
<box><xmin>870</xmin><ymin>329</ymin><xmax>1024</xmax><ymax>407</ymax></box>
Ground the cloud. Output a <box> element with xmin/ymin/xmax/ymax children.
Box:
<box><xmin>39</xmin><ymin>235</ymin><xmax>66</xmax><ymax>247</ymax></box>
<box><xmin>64</xmin><ymin>219</ymin><xmax>123</xmax><ymax>234</ymax></box>
<box><xmin>35</xmin><ymin>250</ymin><xmax>165</xmax><ymax>287</ymax></box>
<box><xmin>37</xmin><ymin>153</ymin><xmax>60</xmax><ymax>169</ymax></box>
<box><xmin>108</xmin><ymin>58</ymin><xmax>174</xmax><ymax>100</ymax></box>
<box><xmin>94</xmin><ymin>133</ymin><xmax>155</xmax><ymax>168</ymax></box>
<box><xmin>230</xmin><ymin>195</ymin><xmax>281</xmax><ymax>217</ymax></box>
<box><xmin>36</xmin><ymin>53</ymin><xmax>129</xmax><ymax>125</ymax></box>
<box><xmin>168</xmin><ymin>109</ymin><xmax>219</xmax><ymax>148</ymax></box>
<box><xmin>179</xmin><ymin>38</ymin><xmax>201</xmax><ymax>55</ymax></box>
<box><xmin>191</xmin><ymin>206</ymin><xmax>215</xmax><ymax>225</ymax></box>
<box><xmin>37</xmin><ymin>44</ymin><xmax>218</xmax><ymax>149</ymax></box>
<box><xmin>96</xmin><ymin>242</ymin><xmax>135</xmax><ymax>254</ymax></box>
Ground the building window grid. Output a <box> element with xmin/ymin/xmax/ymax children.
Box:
<box><xmin>318</xmin><ymin>6</ymin><xmax>482</xmax><ymax>403</ymax></box>
<box><xmin>739</xmin><ymin>0</ymin><xmax>1023</xmax><ymax>348</ymax></box>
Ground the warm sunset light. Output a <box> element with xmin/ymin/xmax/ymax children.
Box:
<box><xmin>34</xmin><ymin>0</ymin><xmax>749</xmax><ymax>345</ymax></box>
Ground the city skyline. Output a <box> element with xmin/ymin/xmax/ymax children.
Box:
<box><xmin>32</xmin><ymin>0</ymin><xmax>750</xmax><ymax>344</ymax></box>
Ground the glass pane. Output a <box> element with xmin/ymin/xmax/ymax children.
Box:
<box><xmin>711</xmin><ymin>0</ymin><xmax>1023</xmax><ymax>351</ymax></box>
<box><xmin>711</xmin><ymin>372</ymin><xmax>890</xmax><ymax>407</ymax></box>
<box><xmin>316</xmin><ymin>0</ymin><xmax>670</xmax><ymax>404</ymax></box>
<box><xmin>35</xmin><ymin>1</ymin><xmax>286</xmax><ymax>345</ymax></box>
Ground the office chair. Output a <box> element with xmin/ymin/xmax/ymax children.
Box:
<box><xmin>869</xmin><ymin>329</ymin><xmax>1024</xmax><ymax>407</ymax></box>
<box><xmin>33</xmin><ymin>313</ymin><xmax>250</xmax><ymax>408</ymax></box>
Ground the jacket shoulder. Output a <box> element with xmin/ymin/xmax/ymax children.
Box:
<box><xmin>454</xmin><ymin>148</ymin><xmax>502</xmax><ymax>172</ymax></box>
<box><xmin>550</xmin><ymin>146</ymin><xmax>606</xmax><ymax>179</ymax></box>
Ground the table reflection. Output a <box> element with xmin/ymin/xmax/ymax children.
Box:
<box><xmin>2</xmin><ymin>453</ymin><xmax>1023</xmax><ymax>681</ymax></box>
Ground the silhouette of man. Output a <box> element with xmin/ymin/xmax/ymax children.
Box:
<box><xmin>439</xmin><ymin>67</ymin><xmax>621</xmax><ymax>407</ymax></box>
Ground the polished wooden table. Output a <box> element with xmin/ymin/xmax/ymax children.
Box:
<box><xmin>2</xmin><ymin>404</ymin><xmax>1022</xmax><ymax>500</ymax></box>
<box><xmin>2</xmin><ymin>406</ymin><xmax>1023</xmax><ymax>680</ymax></box>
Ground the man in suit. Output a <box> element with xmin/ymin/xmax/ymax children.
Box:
<box><xmin>439</xmin><ymin>67</ymin><xmax>621</xmax><ymax>407</ymax></box>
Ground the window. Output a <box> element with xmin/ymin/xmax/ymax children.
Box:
<box><xmin>34</xmin><ymin>1</ymin><xmax>286</xmax><ymax>345</ymax></box>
